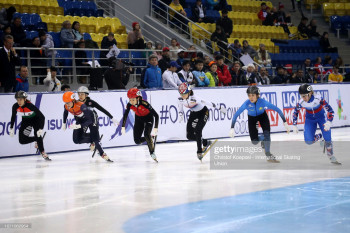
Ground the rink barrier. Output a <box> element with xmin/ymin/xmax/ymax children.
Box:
<box><xmin>1</xmin><ymin>83</ymin><xmax>350</xmax><ymax>158</ymax></box>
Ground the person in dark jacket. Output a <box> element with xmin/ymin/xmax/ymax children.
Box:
<box><xmin>10</xmin><ymin>17</ymin><xmax>26</xmax><ymax>46</ymax></box>
<box><xmin>75</xmin><ymin>41</ymin><xmax>90</xmax><ymax>76</ymax></box>
<box><xmin>30</xmin><ymin>37</ymin><xmax>47</xmax><ymax>84</ymax></box>
<box><xmin>143</xmin><ymin>54</ymin><xmax>162</xmax><ymax>88</ymax></box>
<box><xmin>242</xmin><ymin>40</ymin><xmax>257</xmax><ymax>59</ymax></box>
<box><xmin>230</xmin><ymin>61</ymin><xmax>247</xmax><ymax>85</ymax></box>
<box><xmin>192</xmin><ymin>0</ymin><xmax>213</xmax><ymax>23</ymax></box>
<box><xmin>320</xmin><ymin>32</ymin><xmax>338</xmax><ymax>53</ymax></box>
<box><xmin>104</xmin><ymin>58</ymin><xmax>131</xmax><ymax>90</ymax></box>
<box><xmin>14</xmin><ymin>66</ymin><xmax>29</xmax><ymax>92</ymax></box>
<box><xmin>99</xmin><ymin>33</ymin><xmax>117</xmax><ymax>66</ymax></box>
<box><xmin>307</xmin><ymin>19</ymin><xmax>320</xmax><ymax>39</ymax></box>
<box><xmin>298</xmin><ymin>17</ymin><xmax>311</xmax><ymax>39</ymax></box>
<box><xmin>216</xmin><ymin>9</ymin><xmax>232</xmax><ymax>38</ymax></box>
<box><xmin>271</xmin><ymin>66</ymin><xmax>287</xmax><ymax>84</ymax></box>
<box><xmin>158</xmin><ymin>47</ymin><xmax>171</xmax><ymax>74</ymax></box>
<box><xmin>211</xmin><ymin>26</ymin><xmax>228</xmax><ymax>60</ymax></box>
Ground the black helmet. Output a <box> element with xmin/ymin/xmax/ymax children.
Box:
<box><xmin>246</xmin><ymin>86</ymin><xmax>260</xmax><ymax>95</ymax></box>
<box><xmin>298</xmin><ymin>84</ymin><xmax>313</xmax><ymax>95</ymax></box>
<box><xmin>15</xmin><ymin>91</ymin><xmax>28</xmax><ymax>99</ymax></box>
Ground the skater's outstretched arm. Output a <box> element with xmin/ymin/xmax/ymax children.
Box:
<box><xmin>29</xmin><ymin>103</ymin><xmax>45</xmax><ymax>129</ymax></box>
<box><xmin>63</xmin><ymin>107</ymin><xmax>69</xmax><ymax>124</ymax></box>
<box><xmin>141</xmin><ymin>100</ymin><xmax>159</xmax><ymax>128</ymax></box>
<box><xmin>88</xmin><ymin>99</ymin><xmax>113</xmax><ymax>119</ymax></box>
<box><xmin>231</xmin><ymin>100</ymin><xmax>249</xmax><ymax>128</ymax></box>
<box><xmin>292</xmin><ymin>102</ymin><xmax>302</xmax><ymax>125</ymax></box>
<box><xmin>263</xmin><ymin>99</ymin><xmax>287</xmax><ymax>122</ymax></box>
<box><xmin>122</xmin><ymin>103</ymin><xmax>131</xmax><ymax>127</ymax></box>
<box><xmin>320</xmin><ymin>98</ymin><xmax>334</xmax><ymax>122</ymax></box>
<box><xmin>10</xmin><ymin>104</ymin><xmax>18</xmax><ymax>128</ymax></box>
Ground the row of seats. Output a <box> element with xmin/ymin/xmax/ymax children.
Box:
<box><xmin>0</xmin><ymin>3</ymin><xmax>64</xmax><ymax>15</ymax></box>
<box><xmin>228</xmin><ymin>38</ymin><xmax>277</xmax><ymax>53</ymax></box>
<box><xmin>270</xmin><ymin>53</ymin><xmax>339</xmax><ymax>66</ymax></box>
<box><xmin>330</xmin><ymin>15</ymin><xmax>350</xmax><ymax>35</ymax></box>
<box><xmin>184</xmin><ymin>8</ymin><xmax>221</xmax><ymax>21</ymax></box>
<box><xmin>58</xmin><ymin>0</ymin><xmax>104</xmax><ymax>17</ymax></box>
<box><xmin>231</xmin><ymin>25</ymin><xmax>297</xmax><ymax>40</ymax></box>
<box><xmin>12</xmin><ymin>12</ymin><xmax>48</xmax><ymax>31</ymax></box>
<box><xmin>274</xmin><ymin>40</ymin><xmax>323</xmax><ymax>53</ymax></box>
<box><xmin>227</xmin><ymin>0</ymin><xmax>273</xmax><ymax>13</ymax></box>
<box><xmin>227</xmin><ymin>11</ymin><xmax>262</xmax><ymax>25</ymax></box>
<box><xmin>323</xmin><ymin>3</ymin><xmax>350</xmax><ymax>21</ymax></box>
<box><xmin>89</xmin><ymin>33</ymin><xmax>128</xmax><ymax>49</ymax></box>
<box><xmin>39</xmin><ymin>14</ymin><xmax>126</xmax><ymax>34</ymax></box>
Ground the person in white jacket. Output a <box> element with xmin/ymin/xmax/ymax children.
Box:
<box><xmin>43</xmin><ymin>66</ymin><xmax>61</xmax><ymax>92</ymax></box>
<box><xmin>39</xmin><ymin>30</ymin><xmax>57</xmax><ymax>66</ymax></box>
<box><xmin>162</xmin><ymin>61</ymin><xmax>183</xmax><ymax>89</ymax></box>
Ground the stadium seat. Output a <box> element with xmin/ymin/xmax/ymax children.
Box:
<box><xmin>335</xmin><ymin>3</ymin><xmax>346</xmax><ymax>16</ymax></box>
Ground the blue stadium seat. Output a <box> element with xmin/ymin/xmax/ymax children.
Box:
<box><xmin>48</xmin><ymin>31</ymin><xmax>61</xmax><ymax>48</ymax></box>
<box><xmin>96</xmin><ymin>9</ymin><xmax>104</xmax><ymax>17</ymax></box>
<box><xmin>184</xmin><ymin>8</ymin><xmax>192</xmax><ymax>19</ymax></box>
<box><xmin>206</xmin><ymin>10</ymin><xmax>220</xmax><ymax>21</ymax></box>
<box><xmin>83</xmin><ymin>33</ymin><xmax>92</xmax><ymax>40</ymax></box>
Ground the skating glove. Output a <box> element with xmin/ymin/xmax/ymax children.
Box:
<box><xmin>69</xmin><ymin>124</ymin><xmax>81</xmax><ymax>129</ymax></box>
<box><xmin>178</xmin><ymin>112</ymin><xmax>184</xmax><ymax>123</ymax></box>
<box><xmin>62</xmin><ymin>123</ymin><xmax>66</xmax><ymax>131</ymax></box>
<box><xmin>219</xmin><ymin>106</ymin><xmax>227</xmax><ymax>114</ymax></box>
<box><xmin>151</xmin><ymin>128</ymin><xmax>158</xmax><ymax>136</ymax></box>
<box><xmin>37</xmin><ymin>129</ymin><xmax>44</xmax><ymax>137</ymax></box>
<box><xmin>121</xmin><ymin>127</ymin><xmax>126</xmax><ymax>135</ymax></box>
<box><xmin>229</xmin><ymin>128</ymin><xmax>235</xmax><ymax>138</ymax></box>
<box><xmin>324</xmin><ymin>121</ymin><xmax>331</xmax><ymax>131</ymax></box>
<box><xmin>292</xmin><ymin>125</ymin><xmax>298</xmax><ymax>134</ymax></box>
<box><xmin>9</xmin><ymin>128</ymin><xmax>14</xmax><ymax>137</ymax></box>
<box><xmin>111</xmin><ymin>118</ymin><xmax>119</xmax><ymax>126</ymax></box>
<box><xmin>283</xmin><ymin>122</ymin><xmax>290</xmax><ymax>134</ymax></box>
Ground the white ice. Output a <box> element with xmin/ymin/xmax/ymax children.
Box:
<box><xmin>0</xmin><ymin>127</ymin><xmax>350</xmax><ymax>233</ymax></box>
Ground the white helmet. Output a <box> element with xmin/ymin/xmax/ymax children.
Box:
<box><xmin>77</xmin><ymin>86</ymin><xmax>89</xmax><ymax>94</ymax></box>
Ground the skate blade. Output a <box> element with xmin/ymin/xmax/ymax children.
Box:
<box><xmin>106</xmin><ymin>159</ymin><xmax>114</xmax><ymax>163</ymax></box>
<box><xmin>331</xmin><ymin>161</ymin><xmax>342</xmax><ymax>165</ymax></box>
<box><xmin>267</xmin><ymin>159</ymin><xmax>280</xmax><ymax>163</ymax></box>
<box><xmin>44</xmin><ymin>157</ymin><xmax>52</xmax><ymax>161</ymax></box>
<box><xmin>202</xmin><ymin>139</ymin><xmax>218</xmax><ymax>158</ymax></box>
<box><xmin>153</xmin><ymin>158</ymin><xmax>158</xmax><ymax>163</ymax></box>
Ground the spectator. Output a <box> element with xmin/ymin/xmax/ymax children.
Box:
<box><xmin>206</xmin><ymin>61</ymin><xmax>219</xmax><ymax>87</ymax></box>
<box><xmin>192</xmin><ymin>59</ymin><xmax>209</xmax><ymax>87</ymax></box>
<box><xmin>104</xmin><ymin>58</ymin><xmax>131</xmax><ymax>90</ymax></box>
<box><xmin>334</xmin><ymin>57</ymin><xmax>344</xmax><ymax>74</ymax></box>
<box><xmin>323</xmin><ymin>55</ymin><xmax>333</xmax><ymax>73</ymax></box>
<box><xmin>178</xmin><ymin>60</ymin><xmax>195</xmax><ymax>84</ymax></box>
<box><xmin>169</xmin><ymin>38</ymin><xmax>180</xmax><ymax>61</ymax></box>
<box><xmin>0</xmin><ymin>6</ymin><xmax>16</xmax><ymax>29</ymax></box>
<box><xmin>203</xmin><ymin>55</ymin><xmax>211</xmax><ymax>73</ymax></box>
<box><xmin>100</xmin><ymin>32</ymin><xmax>117</xmax><ymax>66</ymax></box>
<box><xmin>169</xmin><ymin>0</ymin><xmax>188</xmax><ymax>31</ymax></box>
<box><xmin>314</xmin><ymin>56</ymin><xmax>326</xmax><ymax>77</ymax></box>
<box><xmin>14</xmin><ymin>66</ymin><xmax>29</xmax><ymax>92</ymax></box>
<box><xmin>276</xmin><ymin>4</ymin><xmax>294</xmax><ymax>38</ymax></box>
<box><xmin>289</xmin><ymin>69</ymin><xmax>304</xmax><ymax>83</ymax></box>
<box><xmin>127</xmin><ymin>22</ymin><xmax>145</xmax><ymax>49</ymax></box>
<box><xmin>43</xmin><ymin>66</ymin><xmax>61</xmax><ymax>92</ymax></box>
<box><xmin>10</xmin><ymin>17</ymin><xmax>26</xmax><ymax>46</ymax></box>
<box><xmin>305</xmin><ymin>68</ymin><xmax>316</xmax><ymax>83</ymax></box>
<box><xmin>228</xmin><ymin>39</ymin><xmax>242</xmax><ymax>61</ymax></box>
<box><xmin>192</xmin><ymin>0</ymin><xmax>213</xmax><ymax>23</ymax></box>
<box><xmin>143</xmin><ymin>54</ymin><xmax>162</xmax><ymax>88</ymax></box>
<box><xmin>153</xmin><ymin>42</ymin><xmax>163</xmax><ymax>60</ymax></box>
<box><xmin>244</xmin><ymin>63</ymin><xmax>260</xmax><ymax>85</ymax></box>
<box><xmin>258</xmin><ymin>67</ymin><xmax>271</xmax><ymax>85</ymax></box>
<box><xmin>307</xmin><ymin>19</ymin><xmax>320</xmax><ymax>39</ymax></box>
<box><xmin>258</xmin><ymin>2</ymin><xmax>269</xmax><ymax>23</ymax></box>
<box><xmin>162</xmin><ymin>61</ymin><xmax>182</xmax><ymax>88</ymax></box>
<box><xmin>61</xmin><ymin>84</ymin><xmax>71</xmax><ymax>91</ymax></box>
<box><xmin>298</xmin><ymin>17</ymin><xmax>310</xmax><ymax>39</ymax></box>
<box><xmin>176</xmin><ymin>49</ymin><xmax>185</xmax><ymax>67</ymax></box>
<box><xmin>185</xmin><ymin>44</ymin><xmax>197</xmax><ymax>62</ymax></box>
<box><xmin>0</xmin><ymin>24</ymin><xmax>12</xmax><ymax>47</ymax></box>
<box><xmin>39</xmin><ymin>30</ymin><xmax>56</xmax><ymax>66</ymax></box>
<box><xmin>210</xmin><ymin>26</ymin><xmax>228</xmax><ymax>60</ymax></box>
<box><xmin>30</xmin><ymin>37</ymin><xmax>47</xmax><ymax>84</ymax></box>
<box><xmin>229</xmin><ymin>61</ymin><xmax>247</xmax><ymax>86</ymax></box>
<box><xmin>320</xmin><ymin>32</ymin><xmax>338</xmax><ymax>53</ymax></box>
<box><xmin>75</xmin><ymin>41</ymin><xmax>90</xmax><ymax>83</ymax></box>
<box><xmin>242</xmin><ymin>40</ymin><xmax>257</xmax><ymax>59</ymax></box>
<box><xmin>72</xmin><ymin>21</ymin><xmax>83</xmax><ymax>43</ymax></box>
<box><xmin>144</xmin><ymin>41</ymin><xmax>154</xmax><ymax>57</ymax></box>
<box><xmin>215</xmin><ymin>55</ymin><xmax>231</xmax><ymax>86</ymax></box>
<box><xmin>328</xmin><ymin>66</ymin><xmax>343</xmax><ymax>83</ymax></box>
<box><xmin>302</xmin><ymin>58</ymin><xmax>312</xmax><ymax>75</ymax></box>
<box><xmin>60</xmin><ymin>20</ymin><xmax>79</xmax><ymax>48</ymax></box>
<box><xmin>256</xmin><ymin>44</ymin><xmax>272</xmax><ymax>68</ymax></box>
<box><xmin>271</xmin><ymin>66</ymin><xmax>287</xmax><ymax>84</ymax></box>
<box><xmin>216</xmin><ymin>9</ymin><xmax>233</xmax><ymax>38</ymax></box>
<box><xmin>0</xmin><ymin>35</ymin><xmax>20</xmax><ymax>92</ymax></box>
<box><xmin>263</xmin><ymin>7</ymin><xmax>276</xmax><ymax>26</ymax></box>
<box><xmin>158</xmin><ymin>47</ymin><xmax>171</xmax><ymax>73</ymax></box>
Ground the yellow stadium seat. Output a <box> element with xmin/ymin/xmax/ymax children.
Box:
<box><xmin>335</xmin><ymin>3</ymin><xmax>345</xmax><ymax>16</ymax></box>
<box><xmin>48</xmin><ymin>0</ymin><xmax>58</xmax><ymax>7</ymax></box>
<box><xmin>80</xmin><ymin>24</ymin><xmax>87</xmax><ymax>33</ymax></box>
<box><xmin>28</xmin><ymin>5</ymin><xmax>38</xmax><ymax>14</ymax></box>
<box><xmin>346</xmin><ymin>3</ymin><xmax>350</xmax><ymax>15</ymax></box>
<box><xmin>37</xmin><ymin>6</ymin><xmax>47</xmax><ymax>14</ymax></box>
<box><xmin>56</xmin><ymin>7</ymin><xmax>64</xmax><ymax>16</ymax></box>
<box><xmin>323</xmin><ymin>3</ymin><xmax>335</xmax><ymax>19</ymax></box>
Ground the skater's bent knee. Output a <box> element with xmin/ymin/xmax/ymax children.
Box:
<box><xmin>251</xmin><ymin>140</ymin><xmax>259</xmax><ymax>145</ymax></box>
<box><xmin>305</xmin><ymin>140</ymin><xmax>314</xmax><ymax>145</ymax></box>
<box><xmin>134</xmin><ymin>138</ymin><xmax>142</xmax><ymax>144</ymax></box>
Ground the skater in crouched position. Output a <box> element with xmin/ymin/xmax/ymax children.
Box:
<box><xmin>10</xmin><ymin>91</ymin><xmax>50</xmax><ymax>160</ymax></box>
<box><xmin>178</xmin><ymin>83</ymin><xmax>227</xmax><ymax>161</ymax></box>
<box><xmin>76</xmin><ymin>86</ymin><xmax>118</xmax><ymax>151</ymax></box>
<box><xmin>292</xmin><ymin>84</ymin><xmax>341</xmax><ymax>165</ymax></box>
<box><xmin>62</xmin><ymin>91</ymin><xmax>112</xmax><ymax>162</ymax></box>
<box><xmin>230</xmin><ymin>86</ymin><xmax>290</xmax><ymax>162</ymax></box>
<box><xmin>121</xmin><ymin>88</ymin><xmax>159</xmax><ymax>162</ymax></box>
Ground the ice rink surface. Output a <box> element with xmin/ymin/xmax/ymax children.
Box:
<box><xmin>1</xmin><ymin>127</ymin><xmax>350</xmax><ymax>233</ymax></box>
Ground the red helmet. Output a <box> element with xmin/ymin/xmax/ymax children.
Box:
<box><xmin>127</xmin><ymin>88</ymin><xmax>141</xmax><ymax>99</ymax></box>
<box><xmin>63</xmin><ymin>91</ymin><xmax>76</xmax><ymax>103</ymax></box>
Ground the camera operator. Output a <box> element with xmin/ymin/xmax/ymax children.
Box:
<box><xmin>104</xmin><ymin>57</ymin><xmax>133</xmax><ymax>90</ymax></box>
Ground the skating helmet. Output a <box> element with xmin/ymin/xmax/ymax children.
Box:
<box><xmin>15</xmin><ymin>91</ymin><xmax>28</xmax><ymax>99</ymax></box>
<box><xmin>77</xmin><ymin>86</ymin><xmax>89</xmax><ymax>94</ymax></box>
<box><xmin>246</xmin><ymin>86</ymin><xmax>260</xmax><ymax>95</ymax></box>
<box><xmin>127</xmin><ymin>88</ymin><xmax>141</xmax><ymax>99</ymax></box>
<box><xmin>298</xmin><ymin>84</ymin><xmax>313</xmax><ymax>95</ymax></box>
<box><xmin>63</xmin><ymin>91</ymin><xmax>76</xmax><ymax>103</ymax></box>
<box><xmin>178</xmin><ymin>82</ymin><xmax>191</xmax><ymax>94</ymax></box>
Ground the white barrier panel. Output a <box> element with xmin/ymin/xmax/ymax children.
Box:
<box><xmin>1</xmin><ymin>84</ymin><xmax>349</xmax><ymax>157</ymax></box>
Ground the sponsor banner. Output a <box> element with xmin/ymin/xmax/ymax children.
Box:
<box><xmin>0</xmin><ymin>84</ymin><xmax>349</xmax><ymax>157</ymax></box>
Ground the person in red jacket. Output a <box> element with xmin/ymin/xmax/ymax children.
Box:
<box><xmin>215</xmin><ymin>55</ymin><xmax>232</xmax><ymax>86</ymax></box>
<box><xmin>121</xmin><ymin>88</ymin><xmax>159</xmax><ymax>162</ymax></box>
<box><xmin>258</xmin><ymin>2</ymin><xmax>269</xmax><ymax>22</ymax></box>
